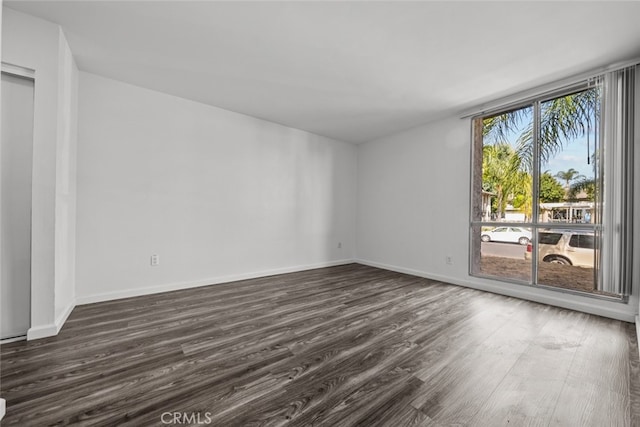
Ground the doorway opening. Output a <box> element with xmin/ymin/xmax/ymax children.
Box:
<box><xmin>1</xmin><ymin>70</ymin><xmax>35</xmax><ymax>341</ymax></box>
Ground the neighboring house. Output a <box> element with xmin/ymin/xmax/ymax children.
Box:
<box><xmin>497</xmin><ymin>201</ymin><xmax>595</xmax><ymax>224</ymax></box>
<box><xmin>540</xmin><ymin>201</ymin><xmax>595</xmax><ymax>223</ymax></box>
<box><xmin>481</xmin><ymin>190</ymin><xmax>494</xmax><ymax>221</ymax></box>
<box><xmin>504</xmin><ymin>204</ymin><xmax>526</xmax><ymax>222</ymax></box>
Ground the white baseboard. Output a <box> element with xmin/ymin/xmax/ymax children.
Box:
<box><xmin>26</xmin><ymin>323</ymin><xmax>58</xmax><ymax>340</ymax></box>
<box><xmin>0</xmin><ymin>397</ymin><xmax>5</xmax><ymax>421</ymax></box>
<box><xmin>26</xmin><ymin>299</ymin><xmax>77</xmax><ymax>341</ymax></box>
<box><xmin>25</xmin><ymin>260</ymin><xmax>354</xmax><ymax>340</ymax></box>
<box><xmin>55</xmin><ymin>300</ymin><xmax>76</xmax><ymax>334</ymax></box>
<box><xmin>0</xmin><ymin>335</ymin><xmax>27</xmax><ymax>344</ymax></box>
<box><xmin>355</xmin><ymin>258</ymin><xmax>636</xmax><ymax>323</ymax></box>
<box><xmin>23</xmin><ymin>259</ymin><xmax>635</xmax><ymax>341</ymax></box>
<box><xmin>76</xmin><ymin>259</ymin><xmax>355</xmax><ymax>306</ymax></box>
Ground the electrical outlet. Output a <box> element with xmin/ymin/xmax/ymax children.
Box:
<box><xmin>151</xmin><ymin>254</ymin><xmax>160</xmax><ymax>266</ymax></box>
<box><xmin>445</xmin><ymin>255</ymin><xmax>453</xmax><ymax>265</ymax></box>
<box><xmin>338</xmin><ymin>242</ymin><xmax>342</xmax><ymax>249</ymax></box>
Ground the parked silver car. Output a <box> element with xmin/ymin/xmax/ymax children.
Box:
<box><xmin>525</xmin><ymin>230</ymin><xmax>595</xmax><ymax>267</ymax></box>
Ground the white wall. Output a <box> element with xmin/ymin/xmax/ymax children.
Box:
<box><xmin>356</xmin><ymin>115</ymin><xmax>639</xmax><ymax>322</ymax></box>
<box><xmin>357</xmin><ymin>116</ymin><xmax>470</xmax><ymax>276</ymax></box>
<box><xmin>2</xmin><ymin>7</ymin><xmax>79</xmax><ymax>338</ymax></box>
<box><xmin>54</xmin><ymin>28</ymin><xmax>78</xmax><ymax>326</ymax></box>
<box><xmin>75</xmin><ymin>72</ymin><xmax>356</xmax><ymax>303</ymax></box>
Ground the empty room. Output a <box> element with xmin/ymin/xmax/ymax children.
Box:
<box><xmin>1</xmin><ymin>1</ymin><xmax>640</xmax><ymax>426</ymax></box>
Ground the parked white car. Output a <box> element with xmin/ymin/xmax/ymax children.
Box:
<box><xmin>524</xmin><ymin>230</ymin><xmax>595</xmax><ymax>267</ymax></box>
<box><xmin>481</xmin><ymin>226</ymin><xmax>531</xmax><ymax>245</ymax></box>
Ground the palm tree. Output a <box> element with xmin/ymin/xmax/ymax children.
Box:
<box><xmin>569</xmin><ymin>177</ymin><xmax>596</xmax><ymax>201</ymax></box>
<box><xmin>482</xmin><ymin>88</ymin><xmax>599</xmax><ymax>215</ymax></box>
<box><xmin>555</xmin><ymin>168</ymin><xmax>585</xmax><ymax>197</ymax></box>
<box><xmin>509</xmin><ymin>170</ymin><xmax>533</xmax><ymax>220</ymax></box>
<box><xmin>482</xmin><ymin>108</ymin><xmax>528</xmax><ymax>143</ymax></box>
<box><xmin>483</xmin><ymin>88</ymin><xmax>599</xmax><ymax>173</ymax></box>
<box><xmin>567</xmin><ymin>151</ymin><xmax>598</xmax><ymax>201</ymax></box>
<box><xmin>482</xmin><ymin>144</ymin><xmax>524</xmax><ymax>219</ymax></box>
<box><xmin>531</xmin><ymin>89</ymin><xmax>599</xmax><ymax>166</ymax></box>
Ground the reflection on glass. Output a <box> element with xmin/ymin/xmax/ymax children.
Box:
<box><xmin>534</xmin><ymin>229</ymin><xmax>597</xmax><ymax>293</ymax></box>
<box><xmin>481</xmin><ymin>106</ymin><xmax>533</xmax><ymax>223</ymax></box>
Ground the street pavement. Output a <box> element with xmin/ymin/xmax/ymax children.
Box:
<box><xmin>481</xmin><ymin>241</ymin><xmax>527</xmax><ymax>260</ymax></box>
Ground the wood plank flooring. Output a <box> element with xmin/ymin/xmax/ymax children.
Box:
<box><xmin>1</xmin><ymin>263</ymin><xmax>638</xmax><ymax>426</ymax></box>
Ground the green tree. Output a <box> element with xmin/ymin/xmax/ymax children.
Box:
<box><xmin>482</xmin><ymin>143</ymin><xmax>525</xmax><ymax>219</ymax></box>
<box><xmin>569</xmin><ymin>178</ymin><xmax>596</xmax><ymax>201</ymax></box>
<box><xmin>539</xmin><ymin>172</ymin><xmax>565</xmax><ymax>203</ymax></box>
<box><xmin>484</xmin><ymin>88</ymin><xmax>599</xmax><ymax>172</ymax></box>
<box><xmin>509</xmin><ymin>170</ymin><xmax>533</xmax><ymax>220</ymax></box>
<box><xmin>482</xmin><ymin>88</ymin><xmax>599</xmax><ymax>218</ymax></box>
<box><xmin>483</xmin><ymin>110</ymin><xmax>526</xmax><ymax>142</ymax></box>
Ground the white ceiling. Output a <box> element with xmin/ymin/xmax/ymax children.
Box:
<box><xmin>6</xmin><ymin>1</ymin><xmax>640</xmax><ymax>143</ymax></box>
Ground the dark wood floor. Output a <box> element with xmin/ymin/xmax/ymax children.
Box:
<box><xmin>1</xmin><ymin>264</ymin><xmax>639</xmax><ymax>426</ymax></box>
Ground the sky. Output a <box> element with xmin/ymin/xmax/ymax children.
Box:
<box><xmin>543</xmin><ymin>134</ymin><xmax>596</xmax><ymax>180</ymax></box>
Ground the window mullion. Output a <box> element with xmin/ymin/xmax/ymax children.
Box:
<box><xmin>532</xmin><ymin>101</ymin><xmax>541</xmax><ymax>286</ymax></box>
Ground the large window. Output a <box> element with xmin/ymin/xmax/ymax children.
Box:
<box><xmin>470</xmin><ymin>67</ymin><xmax>635</xmax><ymax>299</ymax></box>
